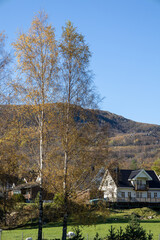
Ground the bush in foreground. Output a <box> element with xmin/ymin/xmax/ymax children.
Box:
<box><xmin>105</xmin><ymin>213</ymin><xmax>153</xmax><ymax>240</ymax></box>
<box><xmin>62</xmin><ymin>217</ymin><xmax>153</xmax><ymax>240</ymax></box>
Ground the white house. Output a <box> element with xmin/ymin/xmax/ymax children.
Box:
<box><xmin>99</xmin><ymin>168</ymin><xmax>160</xmax><ymax>202</ymax></box>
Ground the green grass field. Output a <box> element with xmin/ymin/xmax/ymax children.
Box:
<box><xmin>2</xmin><ymin>207</ymin><xmax>160</xmax><ymax>240</ymax></box>
<box><xmin>2</xmin><ymin>221</ymin><xmax>160</xmax><ymax>240</ymax></box>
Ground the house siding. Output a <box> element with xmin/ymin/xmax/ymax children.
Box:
<box><xmin>100</xmin><ymin>169</ymin><xmax>160</xmax><ymax>203</ymax></box>
<box><xmin>117</xmin><ymin>188</ymin><xmax>160</xmax><ymax>198</ymax></box>
<box><xmin>100</xmin><ymin>170</ymin><xmax>117</xmax><ymax>201</ymax></box>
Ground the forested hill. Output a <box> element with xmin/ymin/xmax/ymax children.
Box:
<box><xmin>96</xmin><ymin>110</ymin><xmax>160</xmax><ymax>137</ymax></box>
<box><xmin>1</xmin><ymin>104</ymin><xmax>160</xmax><ymax>170</ymax></box>
<box><xmin>95</xmin><ymin>110</ymin><xmax>160</xmax><ymax>169</ymax></box>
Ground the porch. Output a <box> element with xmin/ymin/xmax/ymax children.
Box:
<box><xmin>117</xmin><ymin>197</ymin><xmax>160</xmax><ymax>203</ymax></box>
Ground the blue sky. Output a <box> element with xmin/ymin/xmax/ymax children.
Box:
<box><xmin>0</xmin><ymin>0</ymin><xmax>160</xmax><ymax>124</ymax></box>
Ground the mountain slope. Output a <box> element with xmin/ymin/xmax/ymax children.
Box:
<box><xmin>1</xmin><ymin>105</ymin><xmax>160</xmax><ymax>169</ymax></box>
<box><xmin>95</xmin><ymin>110</ymin><xmax>160</xmax><ymax>168</ymax></box>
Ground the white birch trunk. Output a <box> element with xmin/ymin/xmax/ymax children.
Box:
<box><xmin>38</xmin><ymin>108</ymin><xmax>44</xmax><ymax>240</ymax></box>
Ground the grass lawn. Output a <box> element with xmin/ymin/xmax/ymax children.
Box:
<box><xmin>2</xmin><ymin>207</ymin><xmax>160</xmax><ymax>239</ymax></box>
<box><xmin>2</xmin><ymin>221</ymin><xmax>160</xmax><ymax>240</ymax></box>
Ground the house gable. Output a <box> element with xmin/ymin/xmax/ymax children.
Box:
<box><xmin>129</xmin><ymin>169</ymin><xmax>152</xmax><ymax>181</ymax></box>
<box><xmin>99</xmin><ymin>170</ymin><xmax>116</xmax><ymax>190</ymax></box>
<box><xmin>99</xmin><ymin>169</ymin><xmax>117</xmax><ymax>200</ymax></box>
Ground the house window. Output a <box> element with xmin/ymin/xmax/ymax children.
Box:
<box><xmin>154</xmin><ymin>193</ymin><xmax>157</xmax><ymax>198</ymax></box>
<box><xmin>13</xmin><ymin>190</ymin><xmax>21</xmax><ymax>194</ymax></box>
<box><xmin>121</xmin><ymin>192</ymin><xmax>125</xmax><ymax>198</ymax></box>
<box><xmin>128</xmin><ymin>192</ymin><xmax>131</xmax><ymax>198</ymax></box>
<box><xmin>136</xmin><ymin>192</ymin><xmax>142</xmax><ymax>198</ymax></box>
<box><xmin>137</xmin><ymin>180</ymin><xmax>142</xmax><ymax>185</ymax></box>
<box><xmin>147</xmin><ymin>192</ymin><xmax>151</xmax><ymax>198</ymax></box>
<box><xmin>105</xmin><ymin>180</ymin><xmax>108</xmax><ymax>186</ymax></box>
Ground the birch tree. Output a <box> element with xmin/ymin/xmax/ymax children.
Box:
<box><xmin>12</xmin><ymin>12</ymin><xmax>58</xmax><ymax>240</ymax></box>
<box><xmin>59</xmin><ymin>21</ymin><xmax>104</xmax><ymax>240</ymax></box>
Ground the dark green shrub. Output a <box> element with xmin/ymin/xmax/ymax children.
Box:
<box><xmin>105</xmin><ymin>226</ymin><xmax>119</xmax><ymax>240</ymax></box>
<box><xmin>124</xmin><ymin>213</ymin><xmax>153</xmax><ymax>240</ymax></box>
<box><xmin>11</xmin><ymin>194</ymin><xmax>25</xmax><ymax>202</ymax></box>
<box><xmin>105</xmin><ymin>214</ymin><xmax>153</xmax><ymax>240</ymax></box>
<box><xmin>71</xmin><ymin>227</ymin><xmax>84</xmax><ymax>240</ymax></box>
<box><xmin>93</xmin><ymin>232</ymin><xmax>102</xmax><ymax>240</ymax></box>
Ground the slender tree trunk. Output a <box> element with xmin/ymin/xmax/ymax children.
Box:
<box><xmin>62</xmin><ymin>59</ymin><xmax>71</xmax><ymax>240</ymax></box>
<box><xmin>62</xmin><ymin>150</ymin><xmax>68</xmax><ymax>240</ymax></box>
<box><xmin>38</xmin><ymin>109</ymin><xmax>44</xmax><ymax>240</ymax></box>
<box><xmin>62</xmin><ymin>120</ymin><xmax>69</xmax><ymax>240</ymax></box>
<box><xmin>3</xmin><ymin>187</ymin><xmax>7</xmax><ymax>226</ymax></box>
<box><xmin>38</xmin><ymin>185</ymin><xmax>43</xmax><ymax>240</ymax></box>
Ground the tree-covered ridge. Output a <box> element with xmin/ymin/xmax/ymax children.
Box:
<box><xmin>94</xmin><ymin>110</ymin><xmax>160</xmax><ymax>169</ymax></box>
<box><xmin>1</xmin><ymin>104</ymin><xmax>160</xmax><ymax>171</ymax></box>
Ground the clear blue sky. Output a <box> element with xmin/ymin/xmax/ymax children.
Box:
<box><xmin>1</xmin><ymin>0</ymin><xmax>160</xmax><ymax>124</ymax></box>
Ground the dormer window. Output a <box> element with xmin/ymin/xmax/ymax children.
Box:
<box><xmin>128</xmin><ymin>169</ymin><xmax>152</xmax><ymax>185</ymax></box>
<box><xmin>137</xmin><ymin>180</ymin><xmax>142</xmax><ymax>185</ymax></box>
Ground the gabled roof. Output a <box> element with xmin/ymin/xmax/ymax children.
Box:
<box><xmin>145</xmin><ymin>170</ymin><xmax>160</xmax><ymax>188</ymax></box>
<box><xmin>128</xmin><ymin>169</ymin><xmax>152</xmax><ymax>181</ymax></box>
<box><xmin>117</xmin><ymin>170</ymin><xmax>133</xmax><ymax>188</ymax></box>
<box><xmin>108</xmin><ymin>169</ymin><xmax>160</xmax><ymax>189</ymax></box>
<box><xmin>13</xmin><ymin>182</ymin><xmax>39</xmax><ymax>190</ymax></box>
<box><xmin>128</xmin><ymin>170</ymin><xmax>141</xmax><ymax>180</ymax></box>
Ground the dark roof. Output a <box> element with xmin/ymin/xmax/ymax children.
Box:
<box><xmin>146</xmin><ymin>170</ymin><xmax>160</xmax><ymax>188</ymax></box>
<box><xmin>110</xmin><ymin>169</ymin><xmax>160</xmax><ymax>189</ymax></box>
<box><xmin>13</xmin><ymin>182</ymin><xmax>39</xmax><ymax>190</ymax></box>
<box><xmin>128</xmin><ymin>170</ymin><xmax>141</xmax><ymax>179</ymax></box>
<box><xmin>117</xmin><ymin>170</ymin><xmax>133</xmax><ymax>188</ymax></box>
<box><xmin>91</xmin><ymin>167</ymin><xmax>105</xmax><ymax>187</ymax></box>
